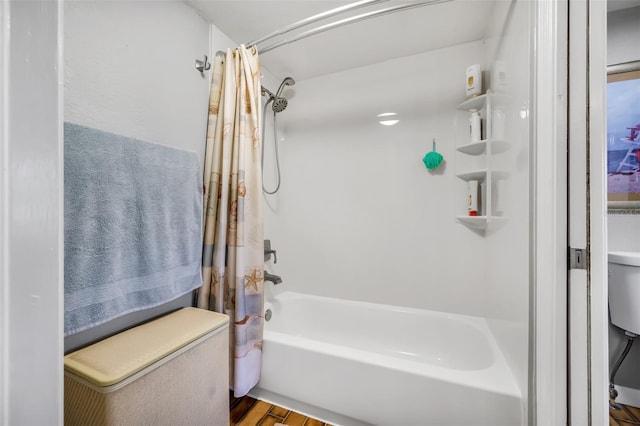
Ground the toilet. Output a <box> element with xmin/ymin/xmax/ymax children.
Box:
<box><xmin>609</xmin><ymin>251</ymin><xmax>640</xmax><ymax>335</ymax></box>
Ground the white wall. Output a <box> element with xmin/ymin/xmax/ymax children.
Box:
<box><xmin>212</xmin><ymin>24</ymin><xmax>237</xmax><ymax>55</ymax></box>
<box><xmin>1</xmin><ymin>1</ymin><xmax>63</xmax><ymax>424</ymax></box>
<box><xmin>607</xmin><ymin>5</ymin><xmax>640</xmax><ymax>400</ymax></box>
<box><xmin>264</xmin><ymin>40</ymin><xmax>494</xmax><ymax>317</ymax></box>
<box><xmin>608</xmin><ymin>6</ymin><xmax>640</xmax><ymax>65</ymax></box>
<box><xmin>64</xmin><ymin>1</ymin><xmax>210</xmax><ymax>350</ymax></box>
<box><xmin>65</xmin><ymin>0</ymin><xmax>210</xmax><ymax>169</ymax></box>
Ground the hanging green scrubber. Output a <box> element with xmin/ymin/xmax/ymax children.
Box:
<box><xmin>422</xmin><ymin>138</ymin><xmax>443</xmax><ymax>170</ymax></box>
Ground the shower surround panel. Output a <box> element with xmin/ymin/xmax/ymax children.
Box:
<box><xmin>264</xmin><ymin>0</ymin><xmax>533</xmax><ymax>402</ymax></box>
<box><xmin>260</xmin><ymin>2</ymin><xmax>532</xmax><ymax>421</ymax></box>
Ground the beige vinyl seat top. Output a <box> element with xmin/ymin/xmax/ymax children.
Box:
<box><xmin>64</xmin><ymin>307</ymin><xmax>229</xmax><ymax>387</ymax></box>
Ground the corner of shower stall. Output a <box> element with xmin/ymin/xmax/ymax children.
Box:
<box><xmin>255</xmin><ymin>1</ymin><xmax>534</xmax><ymax>424</ymax></box>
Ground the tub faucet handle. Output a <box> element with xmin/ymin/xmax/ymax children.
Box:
<box><xmin>264</xmin><ymin>239</ymin><xmax>277</xmax><ymax>263</ymax></box>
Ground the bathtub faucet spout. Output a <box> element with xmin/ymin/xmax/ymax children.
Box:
<box><xmin>264</xmin><ymin>272</ymin><xmax>282</xmax><ymax>285</ymax></box>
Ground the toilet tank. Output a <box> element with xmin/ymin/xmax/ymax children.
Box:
<box><xmin>609</xmin><ymin>251</ymin><xmax>640</xmax><ymax>335</ymax></box>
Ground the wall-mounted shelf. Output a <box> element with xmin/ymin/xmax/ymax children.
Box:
<box><xmin>455</xmin><ymin>90</ymin><xmax>509</xmax><ymax>233</ymax></box>
<box><xmin>456</xmin><ymin>169</ymin><xmax>488</xmax><ymax>182</ymax></box>
<box><xmin>455</xmin><ymin>216</ymin><xmax>507</xmax><ymax>231</ymax></box>
<box><xmin>457</xmin><ymin>92</ymin><xmax>510</xmax><ymax>112</ymax></box>
<box><xmin>456</xmin><ymin>168</ymin><xmax>509</xmax><ymax>182</ymax></box>
<box><xmin>457</xmin><ymin>94</ymin><xmax>487</xmax><ymax>112</ymax></box>
<box><xmin>456</xmin><ymin>139</ymin><xmax>510</xmax><ymax>155</ymax></box>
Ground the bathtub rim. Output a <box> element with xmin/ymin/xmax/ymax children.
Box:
<box><xmin>266</xmin><ymin>290</ymin><xmax>518</xmax><ymax>330</ymax></box>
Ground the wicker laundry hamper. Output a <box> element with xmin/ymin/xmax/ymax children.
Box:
<box><xmin>64</xmin><ymin>307</ymin><xmax>230</xmax><ymax>426</ymax></box>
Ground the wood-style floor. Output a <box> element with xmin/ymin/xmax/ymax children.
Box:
<box><xmin>233</xmin><ymin>392</ymin><xmax>639</xmax><ymax>426</ymax></box>
<box><xmin>610</xmin><ymin>403</ymin><xmax>640</xmax><ymax>426</ymax></box>
<box><xmin>230</xmin><ymin>392</ymin><xmax>333</xmax><ymax>426</ymax></box>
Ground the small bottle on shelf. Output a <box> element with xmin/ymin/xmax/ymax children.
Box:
<box><xmin>467</xmin><ymin>180</ymin><xmax>478</xmax><ymax>216</ymax></box>
<box><xmin>469</xmin><ymin>109</ymin><xmax>481</xmax><ymax>143</ymax></box>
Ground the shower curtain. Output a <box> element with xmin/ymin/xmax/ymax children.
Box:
<box><xmin>197</xmin><ymin>45</ymin><xmax>264</xmax><ymax>397</ymax></box>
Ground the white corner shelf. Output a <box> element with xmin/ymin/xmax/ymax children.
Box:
<box><xmin>456</xmin><ymin>91</ymin><xmax>511</xmax><ymax>113</ymax></box>
<box><xmin>456</xmin><ymin>169</ymin><xmax>488</xmax><ymax>182</ymax></box>
<box><xmin>456</xmin><ymin>140</ymin><xmax>487</xmax><ymax>155</ymax></box>
<box><xmin>456</xmin><ymin>139</ymin><xmax>510</xmax><ymax>155</ymax></box>
<box><xmin>455</xmin><ymin>169</ymin><xmax>509</xmax><ymax>182</ymax></box>
<box><xmin>455</xmin><ymin>90</ymin><xmax>510</xmax><ymax>234</ymax></box>
<box><xmin>455</xmin><ymin>216</ymin><xmax>507</xmax><ymax>231</ymax></box>
<box><xmin>457</xmin><ymin>94</ymin><xmax>487</xmax><ymax>112</ymax></box>
<box><xmin>456</xmin><ymin>169</ymin><xmax>509</xmax><ymax>182</ymax></box>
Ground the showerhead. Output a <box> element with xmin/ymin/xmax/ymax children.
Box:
<box><xmin>263</xmin><ymin>77</ymin><xmax>295</xmax><ymax>113</ymax></box>
<box><xmin>275</xmin><ymin>76</ymin><xmax>296</xmax><ymax>98</ymax></box>
<box><xmin>270</xmin><ymin>76</ymin><xmax>295</xmax><ymax>113</ymax></box>
<box><xmin>272</xmin><ymin>97</ymin><xmax>288</xmax><ymax>113</ymax></box>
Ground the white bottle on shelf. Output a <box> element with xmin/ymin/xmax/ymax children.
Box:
<box><xmin>469</xmin><ymin>109</ymin><xmax>481</xmax><ymax>143</ymax></box>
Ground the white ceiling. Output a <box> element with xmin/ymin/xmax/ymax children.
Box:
<box><xmin>188</xmin><ymin>0</ymin><xmax>640</xmax><ymax>81</ymax></box>
<box><xmin>187</xmin><ymin>0</ymin><xmax>496</xmax><ymax>81</ymax></box>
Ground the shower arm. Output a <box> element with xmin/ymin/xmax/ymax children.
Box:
<box><xmin>251</xmin><ymin>0</ymin><xmax>452</xmax><ymax>55</ymax></box>
<box><xmin>261</xmin><ymin>86</ymin><xmax>275</xmax><ymax>99</ymax></box>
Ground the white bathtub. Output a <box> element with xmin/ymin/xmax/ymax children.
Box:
<box><xmin>250</xmin><ymin>292</ymin><xmax>522</xmax><ymax>426</ymax></box>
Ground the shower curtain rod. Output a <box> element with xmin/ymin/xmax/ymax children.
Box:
<box><xmin>246</xmin><ymin>0</ymin><xmax>390</xmax><ymax>47</ymax></box>
<box><xmin>254</xmin><ymin>0</ymin><xmax>453</xmax><ymax>55</ymax></box>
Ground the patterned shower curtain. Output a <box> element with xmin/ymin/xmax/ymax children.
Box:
<box><xmin>197</xmin><ymin>45</ymin><xmax>264</xmax><ymax>397</ymax></box>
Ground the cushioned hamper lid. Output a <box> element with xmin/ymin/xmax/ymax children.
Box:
<box><xmin>64</xmin><ymin>308</ymin><xmax>229</xmax><ymax>387</ymax></box>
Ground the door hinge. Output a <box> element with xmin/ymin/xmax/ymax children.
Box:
<box><xmin>569</xmin><ymin>247</ymin><xmax>587</xmax><ymax>270</ymax></box>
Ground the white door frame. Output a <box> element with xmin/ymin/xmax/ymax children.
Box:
<box><xmin>567</xmin><ymin>0</ymin><xmax>609</xmax><ymax>424</ymax></box>
<box><xmin>586</xmin><ymin>0</ymin><xmax>609</xmax><ymax>423</ymax></box>
<box><xmin>532</xmin><ymin>0</ymin><xmax>569</xmax><ymax>424</ymax></box>
<box><xmin>0</xmin><ymin>1</ymin><xmax>64</xmax><ymax>424</ymax></box>
<box><xmin>0</xmin><ymin>1</ymin><xmax>8</xmax><ymax>420</ymax></box>
<box><xmin>568</xmin><ymin>0</ymin><xmax>591</xmax><ymax>423</ymax></box>
<box><xmin>533</xmin><ymin>0</ymin><xmax>608</xmax><ymax>423</ymax></box>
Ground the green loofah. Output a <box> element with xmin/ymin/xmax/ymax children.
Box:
<box><xmin>423</xmin><ymin>139</ymin><xmax>443</xmax><ymax>170</ymax></box>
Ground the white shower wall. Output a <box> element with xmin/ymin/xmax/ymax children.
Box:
<box><xmin>262</xmin><ymin>3</ymin><xmax>531</xmax><ymax>400</ymax></box>
<box><xmin>265</xmin><ymin>40</ymin><xmax>491</xmax><ymax>317</ymax></box>
<box><xmin>483</xmin><ymin>0</ymin><xmax>531</xmax><ymax>400</ymax></box>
